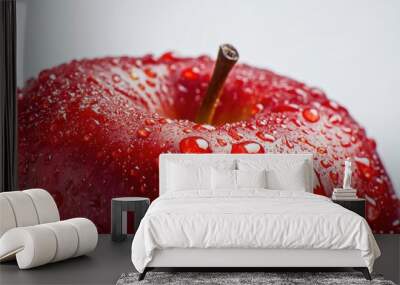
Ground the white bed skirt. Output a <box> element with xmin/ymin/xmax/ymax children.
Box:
<box><xmin>148</xmin><ymin>248</ymin><xmax>366</xmax><ymax>268</ymax></box>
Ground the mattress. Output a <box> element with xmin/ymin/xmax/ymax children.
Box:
<box><xmin>131</xmin><ymin>189</ymin><xmax>380</xmax><ymax>273</ymax></box>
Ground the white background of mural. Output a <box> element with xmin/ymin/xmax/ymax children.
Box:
<box><xmin>16</xmin><ymin>0</ymin><xmax>400</xmax><ymax>195</ymax></box>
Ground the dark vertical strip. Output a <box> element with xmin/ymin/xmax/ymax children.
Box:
<box><xmin>0</xmin><ymin>0</ymin><xmax>17</xmax><ymax>192</ymax></box>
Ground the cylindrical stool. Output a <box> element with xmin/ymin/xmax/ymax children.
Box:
<box><xmin>111</xmin><ymin>197</ymin><xmax>150</xmax><ymax>242</ymax></box>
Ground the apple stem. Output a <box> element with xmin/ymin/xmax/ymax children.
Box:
<box><xmin>195</xmin><ymin>44</ymin><xmax>239</xmax><ymax>125</ymax></box>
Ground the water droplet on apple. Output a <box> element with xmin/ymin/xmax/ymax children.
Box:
<box><xmin>342</xmin><ymin>127</ymin><xmax>352</xmax><ymax>134</ymax></box>
<box><xmin>256</xmin><ymin>132</ymin><xmax>275</xmax><ymax>142</ymax></box>
<box><xmin>246</xmin><ymin>123</ymin><xmax>257</xmax><ymax>130</ymax></box>
<box><xmin>177</xmin><ymin>84</ymin><xmax>188</xmax><ymax>93</ymax></box>
<box><xmin>228</xmin><ymin>128</ymin><xmax>243</xmax><ymax>140</ymax></box>
<box><xmin>273</xmin><ymin>104</ymin><xmax>300</xmax><ymax>113</ymax></box>
<box><xmin>159</xmin><ymin>51</ymin><xmax>177</xmax><ymax>61</ymax></box>
<box><xmin>146</xmin><ymin>79</ymin><xmax>156</xmax><ymax>88</ymax></box>
<box><xmin>291</xmin><ymin>118</ymin><xmax>302</xmax><ymax>127</ymax></box>
<box><xmin>231</xmin><ymin>141</ymin><xmax>265</xmax><ymax>153</ymax></box>
<box><xmin>329</xmin><ymin>171</ymin><xmax>339</xmax><ymax>185</ymax></box>
<box><xmin>112</xmin><ymin>74</ymin><xmax>121</xmax><ymax>83</ymax></box>
<box><xmin>329</xmin><ymin>114</ymin><xmax>342</xmax><ymax>124</ymax></box>
<box><xmin>144</xmin><ymin>68</ymin><xmax>157</xmax><ymax>78</ymax></box>
<box><xmin>144</xmin><ymin>118</ymin><xmax>156</xmax><ymax>126</ymax></box>
<box><xmin>179</xmin><ymin>136</ymin><xmax>212</xmax><ymax>153</ymax></box>
<box><xmin>137</xmin><ymin>128</ymin><xmax>151</xmax><ymax>138</ymax></box>
<box><xmin>217</xmin><ymin>138</ymin><xmax>227</xmax><ymax>147</ymax></box>
<box><xmin>159</xmin><ymin>118</ymin><xmax>172</xmax><ymax>124</ymax></box>
<box><xmin>355</xmin><ymin>157</ymin><xmax>374</xmax><ymax>181</ymax></box>
<box><xmin>138</xmin><ymin>83</ymin><xmax>146</xmax><ymax>91</ymax></box>
<box><xmin>130</xmin><ymin>71</ymin><xmax>139</xmax><ymax>80</ymax></box>
<box><xmin>256</xmin><ymin>119</ymin><xmax>267</xmax><ymax>127</ymax></box>
<box><xmin>193</xmin><ymin>124</ymin><xmax>215</xmax><ymax>131</ymax></box>
<box><xmin>320</xmin><ymin>159</ymin><xmax>332</xmax><ymax>168</ymax></box>
<box><xmin>251</xmin><ymin>103</ymin><xmax>264</xmax><ymax>115</ymax></box>
<box><xmin>340</xmin><ymin>137</ymin><xmax>352</xmax><ymax>147</ymax></box>
<box><xmin>298</xmin><ymin>137</ymin><xmax>314</xmax><ymax>148</ymax></box>
<box><xmin>302</xmin><ymin>108</ymin><xmax>320</xmax><ymax>123</ymax></box>
<box><xmin>295</xmin><ymin>88</ymin><xmax>308</xmax><ymax>98</ymax></box>
<box><xmin>203</xmin><ymin>124</ymin><xmax>215</xmax><ymax>131</ymax></box>
<box><xmin>325</xmin><ymin>100</ymin><xmax>339</xmax><ymax>110</ymax></box>
<box><xmin>317</xmin><ymin>146</ymin><xmax>327</xmax><ymax>155</ymax></box>
<box><xmin>181</xmin><ymin>67</ymin><xmax>199</xmax><ymax>80</ymax></box>
<box><xmin>135</xmin><ymin>59</ymin><xmax>143</xmax><ymax>67</ymax></box>
<box><xmin>140</xmin><ymin>184</ymin><xmax>147</xmax><ymax>194</ymax></box>
<box><xmin>129</xmin><ymin>168</ymin><xmax>139</xmax><ymax>177</ymax></box>
<box><xmin>366</xmin><ymin>196</ymin><xmax>380</xmax><ymax>221</ymax></box>
<box><xmin>284</xmin><ymin>137</ymin><xmax>294</xmax><ymax>149</ymax></box>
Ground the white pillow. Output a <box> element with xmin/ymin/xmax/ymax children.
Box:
<box><xmin>236</xmin><ymin>169</ymin><xmax>267</xmax><ymax>189</ymax></box>
<box><xmin>266</xmin><ymin>162</ymin><xmax>308</xmax><ymax>191</ymax></box>
<box><xmin>167</xmin><ymin>162</ymin><xmax>212</xmax><ymax>191</ymax></box>
<box><xmin>212</xmin><ymin>168</ymin><xmax>237</xmax><ymax>190</ymax></box>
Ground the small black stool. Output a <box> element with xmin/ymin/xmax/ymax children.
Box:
<box><xmin>111</xmin><ymin>197</ymin><xmax>150</xmax><ymax>242</ymax></box>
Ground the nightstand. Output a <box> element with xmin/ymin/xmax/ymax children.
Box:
<box><xmin>332</xmin><ymin>198</ymin><xmax>366</xmax><ymax>218</ymax></box>
<box><xmin>111</xmin><ymin>197</ymin><xmax>150</xmax><ymax>242</ymax></box>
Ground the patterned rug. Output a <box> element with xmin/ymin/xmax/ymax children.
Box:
<box><xmin>116</xmin><ymin>271</ymin><xmax>396</xmax><ymax>285</ymax></box>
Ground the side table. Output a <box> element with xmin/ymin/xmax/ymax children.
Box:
<box><xmin>111</xmin><ymin>197</ymin><xmax>150</xmax><ymax>242</ymax></box>
<box><xmin>332</xmin><ymin>198</ymin><xmax>366</xmax><ymax>218</ymax></box>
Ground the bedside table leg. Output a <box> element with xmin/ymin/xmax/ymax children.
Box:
<box><xmin>354</xmin><ymin>267</ymin><xmax>371</xmax><ymax>280</ymax></box>
<box><xmin>138</xmin><ymin>268</ymin><xmax>148</xmax><ymax>281</ymax></box>
<box><xmin>111</xmin><ymin>202</ymin><xmax>126</xmax><ymax>242</ymax></box>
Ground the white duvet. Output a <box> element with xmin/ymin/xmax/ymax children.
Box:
<box><xmin>131</xmin><ymin>190</ymin><xmax>380</xmax><ymax>273</ymax></box>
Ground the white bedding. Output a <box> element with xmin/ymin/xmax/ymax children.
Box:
<box><xmin>131</xmin><ymin>190</ymin><xmax>380</xmax><ymax>273</ymax></box>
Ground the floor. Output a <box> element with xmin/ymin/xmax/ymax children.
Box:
<box><xmin>0</xmin><ymin>235</ymin><xmax>134</xmax><ymax>285</ymax></box>
<box><xmin>1</xmin><ymin>234</ymin><xmax>398</xmax><ymax>285</ymax></box>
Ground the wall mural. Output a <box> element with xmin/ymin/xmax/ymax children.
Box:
<box><xmin>18</xmin><ymin>51</ymin><xmax>400</xmax><ymax>234</ymax></box>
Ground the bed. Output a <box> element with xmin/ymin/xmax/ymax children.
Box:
<box><xmin>131</xmin><ymin>153</ymin><xmax>380</xmax><ymax>280</ymax></box>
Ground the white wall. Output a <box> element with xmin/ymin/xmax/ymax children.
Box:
<box><xmin>17</xmin><ymin>0</ymin><xmax>400</xmax><ymax>195</ymax></box>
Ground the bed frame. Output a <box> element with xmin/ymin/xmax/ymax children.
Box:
<box><xmin>139</xmin><ymin>154</ymin><xmax>371</xmax><ymax>280</ymax></box>
<box><xmin>141</xmin><ymin>248</ymin><xmax>370</xmax><ymax>280</ymax></box>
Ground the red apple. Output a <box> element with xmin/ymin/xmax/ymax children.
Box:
<box><xmin>18</xmin><ymin>47</ymin><xmax>399</xmax><ymax>233</ymax></box>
